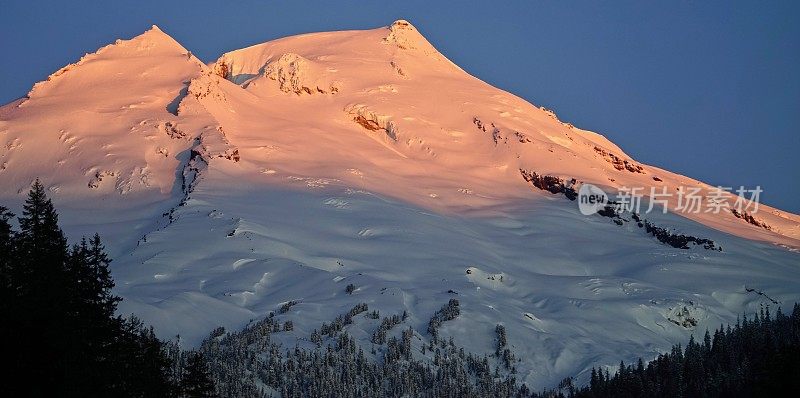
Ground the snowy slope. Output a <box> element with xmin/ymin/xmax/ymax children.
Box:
<box><xmin>1</xmin><ymin>21</ymin><xmax>799</xmax><ymax>388</ymax></box>
<box><xmin>0</xmin><ymin>26</ymin><xmax>236</xmax><ymax>250</ymax></box>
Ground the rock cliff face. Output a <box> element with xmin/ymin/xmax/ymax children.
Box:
<box><xmin>383</xmin><ymin>20</ymin><xmax>425</xmax><ymax>51</ymax></box>
<box><xmin>594</xmin><ymin>146</ymin><xmax>645</xmax><ymax>174</ymax></box>
<box><xmin>345</xmin><ymin>104</ymin><xmax>399</xmax><ymax>141</ymax></box>
<box><xmin>262</xmin><ymin>53</ymin><xmax>341</xmax><ymax>95</ymax></box>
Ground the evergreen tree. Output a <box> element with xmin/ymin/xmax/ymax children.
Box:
<box><xmin>0</xmin><ymin>206</ymin><xmax>12</xmax><ymax>268</ymax></box>
<box><xmin>572</xmin><ymin>304</ymin><xmax>800</xmax><ymax>398</ymax></box>
<box><xmin>10</xmin><ymin>179</ymin><xmax>71</xmax><ymax>396</ymax></box>
<box><xmin>0</xmin><ymin>206</ymin><xmax>16</xmax><ymax>387</ymax></box>
<box><xmin>62</xmin><ymin>234</ymin><xmax>124</xmax><ymax>395</ymax></box>
<box><xmin>0</xmin><ymin>183</ymin><xmax>187</xmax><ymax>397</ymax></box>
<box><xmin>0</xmin><ymin>206</ymin><xmax>14</xmax><ymax>302</ymax></box>
<box><xmin>181</xmin><ymin>352</ymin><xmax>217</xmax><ymax>397</ymax></box>
<box><xmin>17</xmin><ymin>179</ymin><xmax>68</xmax><ymax>273</ymax></box>
<box><xmin>85</xmin><ymin>233</ymin><xmax>120</xmax><ymax>318</ymax></box>
<box><xmin>110</xmin><ymin>317</ymin><xmax>177</xmax><ymax>397</ymax></box>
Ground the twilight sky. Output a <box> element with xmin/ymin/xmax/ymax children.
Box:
<box><xmin>1</xmin><ymin>0</ymin><xmax>798</xmax><ymax>212</ymax></box>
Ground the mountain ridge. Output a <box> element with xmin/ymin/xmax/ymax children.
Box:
<box><xmin>1</xmin><ymin>20</ymin><xmax>798</xmax><ymax>388</ymax></box>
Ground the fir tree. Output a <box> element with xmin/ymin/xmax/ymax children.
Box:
<box><xmin>11</xmin><ymin>179</ymin><xmax>71</xmax><ymax>396</ymax></box>
<box><xmin>0</xmin><ymin>206</ymin><xmax>14</xmax><ymax>301</ymax></box>
<box><xmin>181</xmin><ymin>352</ymin><xmax>217</xmax><ymax>397</ymax></box>
<box><xmin>0</xmin><ymin>183</ymin><xmax>186</xmax><ymax>397</ymax></box>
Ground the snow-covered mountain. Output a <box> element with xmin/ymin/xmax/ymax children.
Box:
<box><xmin>1</xmin><ymin>21</ymin><xmax>798</xmax><ymax>388</ymax></box>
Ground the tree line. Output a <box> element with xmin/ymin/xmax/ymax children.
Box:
<box><xmin>570</xmin><ymin>304</ymin><xmax>800</xmax><ymax>397</ymax></box>
<box><xmin>2</xmin><ymin>180</ymin><xmax>798</xmax><ymax>397</ymax></box>
<box><xmin>0</xmin><ymin>180</ymin><xmax>216</xmax><ymax>397</ymax></box>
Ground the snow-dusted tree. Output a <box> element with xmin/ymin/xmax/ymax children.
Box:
<box><xmin>181</xmin><ymin>352</ymin><xmax>217</xmax><ymax>397</ymax></box>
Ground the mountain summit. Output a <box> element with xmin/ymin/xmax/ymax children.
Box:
<box><xmin>1</xmin><ymin>21</ymin><xmax>798</xmax><ymax>388</ymax></box>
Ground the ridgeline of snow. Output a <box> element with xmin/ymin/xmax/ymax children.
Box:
<box><xmin>1</xmin><ymin>21</ymin><xmax>798</xmax><ymax>388</ymax></box>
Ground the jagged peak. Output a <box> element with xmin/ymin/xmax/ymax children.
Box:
<box><xmin>127</xmin><ymin>24</ymin><xmax>189</xmax><ymax>53</ymax></box>
<box><xmin>383</xmin><ymin>19</ymin><xmax>428</xmax><ymax>51</ymax></box>
<box><xmin>24</xmin><ymin>25</ymin><xmax>197</xmax><ymax>100</ymax></box>
<box><xmin>381</xmin><ymin>19</ymin><xmax>459</xmax><ymax>70</ymax></box>
<box><xmin>390</xmin><ymin>19</ymin><xmax>416</xmax><ymax>30</ymax></box>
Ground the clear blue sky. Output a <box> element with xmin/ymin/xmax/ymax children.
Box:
<box><xmin>2</xmin><ymin>1</ymin><xmax>798</xmax><ymax>213</ymax></box>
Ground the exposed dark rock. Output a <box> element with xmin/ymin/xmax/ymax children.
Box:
<box><xmin>667</xmin><ymin>305</ymin><xmax>698</xmax><ymax>328</ymax></box>
<box><xmin>214</xmin><ymin>61</ymin><xmax>229</xmax><ymax>79</ymax></box>
<box><xmin>596</xmin><ymin>206</ymin><xmax>720</xmax><ymax>250</ymax></box>
<box><xmin>347</xmin><ymin>105</ymin><xmax>399</xmax><ymax>141</ymax></box>
<box><xmin>520</xmin><ymin>170</ymin><xmax>719</xmax><ymax>251</ymax></box>
<box><xmin>218</xmin><ymin>148</ymin><xmax>240</xmax><ymax>162</ymax></box>
<box><xmin>514</xmin><ymin>131</ymin><xmax>531</xmax><ymax>143</ymax></box>
<box><xmin>472</xmin><ymin>117</ymin><xmax>487</xmax><ymax>132</ymax></box>
<box><xmin>731</xmin><ymin>208</ymin><xmax>771</xmax><ymax>230</ymax></box>
<box><xmin>744</xmin><ymin>287</ymin><xmax>780</xmax><ymax>304</ymax></box>
<box><xmin>354</xmin><ymin>115</ymin><xmax>382</xmax><ymax>131</ymax></box>
<box><xmin>519</xmin><ymin>169</ymin><xmax>577</xmax><ymax>200</ymax></box>
<box><xmin>473</xmin><ymin>117</ymin><xmax>528</xmax><ymax>145</ymax></box>
<box><xmin>643</xmin><ymin>220</ymin><xmax>720</xmax><ymax>250</ymax></box>
<box><xmin>162</xmin><ymin>121</ymin><xmax>186</xmax><ymax>140</ymax></box>
<box><xmin>593</xmin><ymin>146</ymin><xmax>645</xmax><ymax>173</ymax></box>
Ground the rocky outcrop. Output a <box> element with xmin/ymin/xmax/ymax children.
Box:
<box><xmin>731</xmin><ymin>208</ymin><xmax>771</xmax><ymax>230</ymax></box>
<box><xmin>598</xmin><ymin>209</ymin><xmax>721</xmax><ymax>250</ymax></box>
<box><xmin>521</xmin><ymin>172</ymin><xmax>721</xmax><ymax>250</ymax></box>
<box><xmin>345</xmin><ymin>104</ymin><xmax>398</xmax><ymax>141</ymax></box>
<box><xmin>514</xmin><ymin>131</ymin><xmax>532</xmax><ymax>143</ymax></box>
<box><xmin>88</xmin><ymin>170</ymin><xmax>117</xmax><ymax>189</ymax></box>
<box><xmin>262</xmin><ymin>53</ymin><xmax>340</xmax><ymax>95</ymax></box>
<box><xmin>642</xmin><ymin>219</ymin><xmax>720</xmax><ymax>250</ymax></box>
<box><xmin>744</xmin><ymin>287</ymin><xmax>780</xmax><ymax>305</ymax></box>
<box><xmin>160</xmin><ymin>121</ymin><xmax>187</xmax><ymax>140</ymax></box>
<box><xmin>383</xmin><ymin>20</ymin><xmax>421</xmax><ymax>50</ymax></box>
<box><xmin>473</xmin><ymin>117</ymin><xmax>505</xmax><ymax>145</ymax></box>
<box><xmin>390</xmin><ymin>60</ymin><xmax>407</xmax><ymax>78</ymax></box>
<box><xmin>519</xmin><ymin>169</ymin><xmax>577</xmax><ymax>200</ymax></box>
<box><xmin>593</xmin><ymin>146</ymin><xmax>645</xmax><ymax>173</ymax></box>
<box><xmin>666</xmin><ymin>303</ymin><xmax>701</xmax><ymax>329</ymax></box>
<box><xmin>196</xmin><ymin>126</ymin><xmax>240</xmax><ymax>163</ymax></box>
<box><xmin>473</xmin><ymin>117</ymin><xmax>488</xmax><ymax>133</ymax></box>
<box><xmin>213</xmin><ymin>60</ymin><xmax>230</xmax><ymax>80</ymax></box>
<box><xmin>182</xmin><ymin>149</ymin><xmax>207</xmax><ymax>194</ymax></box>
<box><xmin>382</xmin><ymin>20</ymin><xmax>441</xmax><ymax>58</ymax></box>
<box><xmin>473</xmin><ymin>117</ymin><xmax>531</xmax><ymax>146</ymax></box>
<box><xmin>597</xmin><ymin>204</ymin><xmax>626</xmax><ymax>225</ymax></box>
<box><xmin>186</xmin><ymin>73</ymin><xmax>226</xmax><ymax>103</ymax></box>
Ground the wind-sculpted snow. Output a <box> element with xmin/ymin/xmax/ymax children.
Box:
<box><xmin>1</xmin><ymin>20</ymin><xmax>799</xmax><ymax>390</ymax></box>
<box><xmin>345</xmin><ymin>104</ymin><xmax>399</xmax><ymax>141</ymax></box>
<box><xmin>113</xmin><ymin>173</ymin><xmax>800</xmax><ymax>388</ymax></box>
<box><xmin>261</xmin><ymin>53</ymin><xmax>341</xmax><ymax>95</ymax></box>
